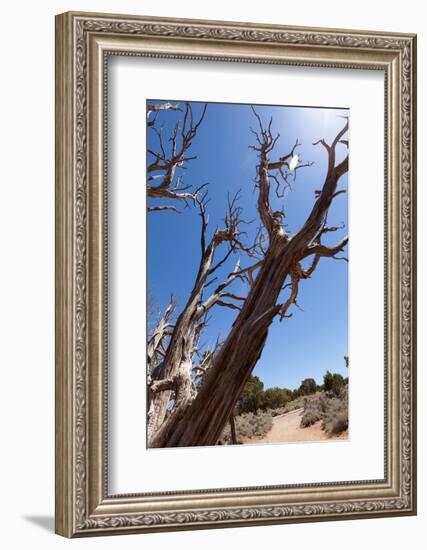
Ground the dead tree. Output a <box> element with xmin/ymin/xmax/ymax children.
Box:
<box><xmin>149</xmin><ymin>109</ymin><xmax>349</xmax><ymax>448</ymax></box>
<box><xmin>147</xmin><ymin>102</ymin><xmax>208</xmax><ymax>212</ymax></box>
<box><xmin>147</xmin><ymin>191</ymin><xmax>260</xmax><ymax>445</ymax></box>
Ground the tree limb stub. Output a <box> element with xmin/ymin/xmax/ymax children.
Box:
<box><xmin>150</xmin><ymin>377</ymin><xmax>175</xmax><ymax>394</ymax></box>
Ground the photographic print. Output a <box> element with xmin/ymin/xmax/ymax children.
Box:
<box><xmin>147</xmin><ymin>100</ymin><xmax>349</xmax><ymax>449</ymax></box>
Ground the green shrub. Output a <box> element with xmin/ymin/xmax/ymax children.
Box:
<box><xmin>323</xmin><ymin>371</ymin><xmax>346</xmax><ymax>397</ymax></box>
<box><xmin>237</xmin><ymin>377</ymin><xmax>293</xmax><ymax>414</ymax></box>
<box><xmin>298</xmin><ymin>378</ymin><xmax>317</xmax><ymax>396</ymax></box>
<box><xmin>262</xmin><ymin>387</ymin><xmax>293</xmax><ymax>410</ymax></box>
<box><xmin>237</xmin><ymin>375</ymin><xmax>265</xmax><ymax>414</ymax></box>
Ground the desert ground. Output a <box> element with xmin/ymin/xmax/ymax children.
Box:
<box><xmin>243</xmin><ymin>408</ymin><xmax>348</xmax><ymax>445</ymax></box>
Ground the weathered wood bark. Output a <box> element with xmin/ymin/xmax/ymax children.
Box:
<box><xmin>150</xmin><ymin>114</ymin><xmax>349</xmax><ymax>448</ymax></box>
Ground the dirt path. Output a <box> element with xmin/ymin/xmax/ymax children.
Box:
<box><xmin>243</xmin><ymin>408</ymin><xmax>348</xmax><ymax>445</ymax></box>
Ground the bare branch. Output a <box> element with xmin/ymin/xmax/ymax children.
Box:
<box><xmin>303</xmin><ymin>236</ymin><xmax>349</xmax><ymax>260</ymax></box>
<box><xmin>147</xmin><ymin>102</ymin><xmax>182</xmax><ymax>114</ymax></box>
<box><xmin>249</xmin><ymin>109</ymin><xmax>313</xmax><ymax>240</ymax></box>
<box><xmin>147</xmin><ymin>102</ymin><xmax>208</xmax><ymax>209</ymax></box>
<box><xmin>220</xmin><ymin>292</ymin><xmax>246</xmax><ymax>302</ymax></box>
<box><xmin>320</xmin><ymin>222</ymin><xmax>345</xmax><ymax>235</ymax></box>
<box><xmin>332</xmin><ymin>189</ymin><xmax>347</xmax><ymax>200</ymax></box>
<box><xmin>232</xmin><ymin>259</ymin><xmax>264</xmax><ymax>286</ymax></box>
<box><xmin>197</xmin><ymin>259</ymin><xmax>243</xmax><ymax>315</ymax></box>
<box><xmin>332</xmin><ymin>117</ymin><xmax>349</xmax><ymax>147</ymax></box>
<box><xmin>292</xmin><ymin>119</ymin><xmax>349</xmax><ymax>251</ymax></box>
<box><xmin>331</xmin><ymin>255</ymin><xmax>349</xmax><ymax>263</ymax></box>
<box><xmin>203</xmin><ymin>276</ymin><xmax>218</xmax><ymax>289</ymax></box>
<box><xmin>276</xmin><ymin>228</ymin><xmax>347</xmax><ymax>323</ymax></box>
<box><xmin>312</xmin><ymin>138</ymin><xmax>331</xmax><ymax>152</ymax></box>
<box><xmin>215</xmin><ymin>300</ymin><xmax>242</xmax><ymax>312</ymax></box>
<box><xmin>148</xmin><ymin>205</ymin><xmax>180</xmax><ymax>213</ymax></box>
<box><xmin>279</xmin><ymin>270</ymin><xmax>300</xmax><ymax>320</ymax></box>
<box><xmin>197</xmin><ymin>195</ymin><xmax>209</xmax><ymax>256</ymax></box>
<box><xmin>147</xmin><ymin>102</ymin><xmax>182</xmax><ymax>129</ymax></box>
<box><xmin>302</xmin><ymin>254</ymin><xmax>321</xmax><ymax>279</ymax></box>
<box><xmin>207</xmin><ymin>248</ymin><xmax>234</xmax><ymax>276</ymax></box>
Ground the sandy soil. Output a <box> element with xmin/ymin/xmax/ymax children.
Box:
<box><xmin>243</xmin><ymin>408</ymin><xmax>348</xmax><ymax>445</ymax></box>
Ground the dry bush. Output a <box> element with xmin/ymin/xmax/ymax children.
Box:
<box><xmin>300</xmin><ymin>388</ymin><xmax>348</xmax><ymax>436</ymax></box>
<box><xmin>323</xmin><ymin>412</ymin><xmax>348</xmax><ymax>435</ymax></box>
<box><xmin>271</xmin><ymin>392</ymin><xmax>321</xmax><ymax>416</ymax></box>
<box><xmin>300</xmin><ymin>410</ymin><xmax>322</xmax><ymax>427</ymax></box>
<box><xmin>221</xmin><ymin>410</ymin><xmax>273</xmax><ymax>444</ymax></box>
<box><xmin>321</xmin><ymin>394</ymin><xmax>348</xmax><ymax>435</ymax></box>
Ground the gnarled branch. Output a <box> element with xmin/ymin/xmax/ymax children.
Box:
<box><xmin>147</xmin><ymin>102</ymin><xmax>208</xmax><ymax>206</ymax></box>
<box><xmin>279</xmin><ymin>270</ymin><xmax>300</xmax><ymax>320</ymax></box>
<box><xmin>148</xmin><ymin>205</ymin><xmax>180</xmax><ymax>213</ymax></box>
<box><xmin>249</xmin><ymin>108</ymin><xmax>313</xmax><ymax>240</ymax></box>
<box><xmin>303</xmin><ymin>236</ymin><xmax>349</xmax><ymax>260</ymax></box>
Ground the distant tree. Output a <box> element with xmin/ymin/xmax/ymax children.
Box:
<box><xmin>298</xmin><ymin>378</ymin><xmax>317</xmax><ymax>396</ymax></box>
<box><xmin>237</xmin><ymin>375</ymin><xmax>265</xmax><ymax>414</ymax></box>
<box><xmin>262</xmin><ymin>387</ymin><xmax>292</xmax><ymax>410</ymax></box>
<box><xmin>323</xmin><ymin>371</ymin><xmax>345</xmax><ymax>397</ymax></box>
<box><xmin>343</xmin><ymin>356</ymin><xmax>349</xmax><ymax>385</ymax></box>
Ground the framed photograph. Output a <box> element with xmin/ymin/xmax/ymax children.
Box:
<box><xmin>55</xmin><ymin>11</ymin><xmax>417</xmax><ymax>537</ymax></box>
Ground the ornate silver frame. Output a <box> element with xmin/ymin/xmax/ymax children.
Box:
<box><xmin>55</xmin><ymin>11</ymin><xmax>417</xmax><ymax>537</ymax></box>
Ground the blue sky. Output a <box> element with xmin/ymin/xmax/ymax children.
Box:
<box><xmin>147</xmin><ymin>100</ymin><xmax>349</xmax><ymax>390</ymax></box>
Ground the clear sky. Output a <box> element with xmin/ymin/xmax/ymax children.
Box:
<box><xmin>147</xmin><ymin>100</ymin><xmax>349</xmax><ymax>390</ymax></box>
